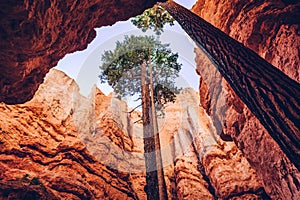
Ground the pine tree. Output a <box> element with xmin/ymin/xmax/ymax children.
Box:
<box><xmin>131</xmin><ymin>5</ymin><xmax>175</xmax><ymax>35</ymax></box>
<box><xmin>99</xmin><ymin>35</ymin><xmax>181</xmax><ymax>200</ymax></box>
<box><xmin>130</xmin><ymin>6</ymin><xmax>177</xmax><ymax>200</ymax></box>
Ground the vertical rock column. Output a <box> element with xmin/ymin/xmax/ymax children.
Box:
<box><xmin>160</xmin><ymin>89</ymin><xmax>268</xmax><ymax>199</ymax></box>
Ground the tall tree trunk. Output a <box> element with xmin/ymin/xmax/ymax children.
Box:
<box><xmin>159</xmin><ymin>1</ymin><xmax>300</xmax><ymax>171</ymax></box>
<box><xmin>149</xmin><ymin>57</ymin><xmax>168</xmax><ymax>200</ymax></box>
<box><xmin>141</xmin><ymin>60</ymin><xmax>159</xmax><ymax>200</ymax></box>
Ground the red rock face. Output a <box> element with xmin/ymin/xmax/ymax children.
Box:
<box><xmin>192</xmin><ymin>0</ymin><xmax>300</xmax><ymax>82</ymax></box>
<box><xmin>1</xmin><ymin>0</ymin><xmax>299</xmax><ymax>198</ymax></box>
<box><xmin>0</xmin><ymin>0</ymin><xmax>164</xmax><ymax>104</ymax></box>
<box><xmin>0</xmin><ymin>69</ymin><xmax>269</xmax><ymax>199</ymax></box>
<box><xmin>0</xmin><ymin>70</ymin><xmax>140</xmax><ymax>199</ymax></box>
<box><xmin>192</xmin><ymin>0</ymin><xmax>300</xmax><ymax>199</ymax></box>
<box><xmin>162</xmin><ymin>89</ymin><xmax>267</xmax><ymax>199</ymax></box>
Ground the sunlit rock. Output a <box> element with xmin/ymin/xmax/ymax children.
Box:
<box><xmin>0</xmin><ymin>69</ymin><xmax>268</xmax><ymax>199</ymax></box>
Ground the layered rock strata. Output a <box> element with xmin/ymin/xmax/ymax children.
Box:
<box><xmin>0</xmin><ymin>69</ymin><xmax>269</xmax><ymax>199</ymax></box>
<box><xmin>161</xmin><ymin>88</ymin><xmax>268</xmax><ymax>199</ymax></box>
<box><xmin>0</xmin><ymin>69</ymin><xmax>139</xmax><ymax>199</ymax></box>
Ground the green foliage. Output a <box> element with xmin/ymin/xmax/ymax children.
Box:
<box><xmin>99</xmin><ymin>35</ymin><xmax>181</xmax><ymax>107</ymax></box>
<box><xmin>30</xmin><ymin>177</ymin><xmax>41</xmax><ymax>185</ymax></box>
<box><xmin>19</xmin><ymin>174</ymin><xmax>41</xmax><ymax>185</ymax></box>
<box><xmin>21</xmin><ymin>173</ymin><xmax>30</xmax><ymax>181</ymax></box>
<box><xmin>131</xmin><ymin>5</ymin><xmax>174</xmax><ymax>35</ymax></box>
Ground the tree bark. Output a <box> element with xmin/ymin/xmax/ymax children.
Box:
<box><xmin>141</xmin><ymin>60</ymin><xmax>159</xmax><ymax>200</ymax></box>
<box><xmin>149</xmin><ymin>57</ymin><xmax>168</xmax><ymax>200</ymax></box>
<box><xmin>159</xmin><ymin>1</ymin><xmax>300</xmax><ymax>170</ymax></box>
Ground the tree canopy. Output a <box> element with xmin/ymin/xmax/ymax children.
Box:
<box><xmin>99</xmin><ymin>35</ymin><xmax>182</xmax><ymax>108</ymax></box>
<box><xmin>131</xmin><ymin>5</ymin><xmax>175</xmax><ymax>35</ymax></box>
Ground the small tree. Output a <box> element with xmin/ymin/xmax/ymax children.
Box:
<box><xmin>131</xmin><ymin>5</ymin><xmax>175</xmax><ymax>35</ymax></box>
<box><xmin>99</xmin><ymin>35</ymin><xmax>181</xmax><ymax>200</ymax></box>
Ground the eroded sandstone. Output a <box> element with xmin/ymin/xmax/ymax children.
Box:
<box><xmin>0</xmin><ymin>69</ymin><xmax>270</xmax><ymax>199</ymax></box>
<box><xmin>0</xmin><ymin>0</ymin><xmax>164</xmax><ymax>104</ymax></box>
<box><xmin>192</xmin><ymin>0</ymin><xmax>300</xmax><ymax>199</ymax></box>
<box><xmin>0</xmin><ymin>69</ymin><xmax>139</xmax><ymax>199</ymax></box>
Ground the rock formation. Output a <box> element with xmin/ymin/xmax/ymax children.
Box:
<box><xmin>160</xmin><ymin>88</ymin><xmax>268</xmax><ymax>199</ymax></box>
<box><xmin>191</xmin><ymin>0</ymin><xmax>300</xmax><ymax>199</ymax></box>
<box><xmin>1</xmin><ymin>0</ymin><xmax>299</xmax><ymax>199</ymax></box>
<box><xmin>0</xmin><ymin>69</ymin><xmax>140</xmax><ymax>199</ymax></box>
<box><xmin>0</xmin><ymin>0</ymin><xmax>165</xmax><ymax>104</ymax></box>
<box><xmin>192</xmin><ymin>0</ymin><xmax>300</xmax><ymax>82</ymax></box>
<box><xmin>0</xmin><ymin>69</ymin><xmax>269</xmax><ymax>199</ymax></box>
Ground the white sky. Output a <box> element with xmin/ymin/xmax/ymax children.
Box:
<box><xmin>55</xmin><ymin>0</ymin><xmax>198</xmax><ymax>105</ymax></box>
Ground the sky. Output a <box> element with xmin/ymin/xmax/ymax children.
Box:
<box><xmin>55</xmin><ymin>0</ymin><xmax>198</xmax><ymax>104</ymax></box>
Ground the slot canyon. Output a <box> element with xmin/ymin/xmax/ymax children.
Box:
<box><xmin>0</xmin><ymin>0</ymin><xmax>299</xmax><ymax>199</ymax></box>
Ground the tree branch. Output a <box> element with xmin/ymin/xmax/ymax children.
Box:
<box><xmin>126</xmin><ymin>104</ymin><xmax>142</xmax><ymax>114</ymax></box>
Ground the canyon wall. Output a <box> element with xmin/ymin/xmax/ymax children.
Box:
<box><xmin>192</xmin><ymin>0</ymin><xmax>300</xmax><ymax>199</ymax></box>
<box><xmin>0</xmin><ymin>69</ymin><xmax>269</xmax><ymax>199</ymax></box>
<box><xmin>0</xmin><ymin>69</ymin><xmax>140</xmax><ymax>199</ymax></box>
<box><xmin>159</xmin><ymin>88</ymin><xmax>268</xmax><ymax>199</ymax></box>
<box><xmin>0</xmin><ymin>0</ymin><xmax>164</xmax><ymax>104</ymax></box>
<box><xmin>1</xmin><ymin>0</ymin><xmax>299</xmax><ymax>199</ymax></box>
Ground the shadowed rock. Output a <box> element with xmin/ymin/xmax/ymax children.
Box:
<box><xmin>0</xmin><ymin>0</ymin><xmax>165</xmax><ymax>104</ymax></box>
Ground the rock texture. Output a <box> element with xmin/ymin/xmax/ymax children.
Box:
<box><xmin>192</xmin><ymin>0</ymin><xmax>300</xmax><ymax>82</ymax></box>
<box><xmin>0</xmin><ymin>69</ymin><xmax>140</xmax><ymax>199</ymax></box>
<box><xmin>0</xmin><ymin>69</ymin><xmax>270</xmax><ymax>199</ymax></box>
<box><xmin>0</xmin><ymin>0</ymin><xmax>164</xmax><ymax>104</ymax></box>
<box><xmin>161</xmin><ymin>89</ymin><xmax>268</xmax><ymax>199</ymax></box>
<box><xmin>192</xmin><ymin>0</ymin><xmax>300</xmax><ymax>199</ymax></box>
<box><xmin>1</xmin><ymin>0</ymin><xmax>299</xmax><ymax>199</ymax></box>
